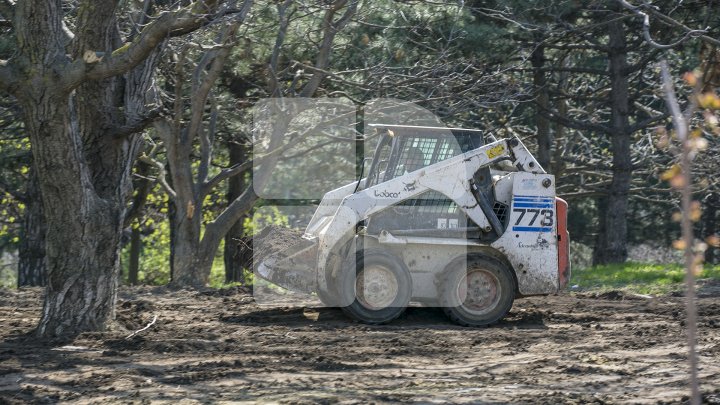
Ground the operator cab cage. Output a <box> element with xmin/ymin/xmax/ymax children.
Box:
<box><xmin>362</xmin><ymin>124</ymin><xmax>500</xmax><ymax>241</ymax></box>
<box><xmin>364</xmin><ymin>124</ymin><xmax>487</xmax><ymax>189</ymax></box>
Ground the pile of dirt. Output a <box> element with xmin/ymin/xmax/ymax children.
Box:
<box><xmin>251</xmin><ymin>225</ymin><xmax>305</xmax><ymax>266</ymax></box>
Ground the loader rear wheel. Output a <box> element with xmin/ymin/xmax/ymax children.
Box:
<box><xmin>440</xmin><ymin>256</ymin><xmax>515</xmax><ymax>327</ymax></box>
<box><xmin>338</xmin><ymin>249</ymin><xmax>411</xmax><ymax>324</ymax></box>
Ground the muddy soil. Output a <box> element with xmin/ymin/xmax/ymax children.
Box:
<box><xmin>1</xmin><ymin>284</ymin><xmax>719</xmax><ymax>404</ymax></box>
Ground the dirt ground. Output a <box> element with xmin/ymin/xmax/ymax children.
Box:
<box><xmin>1</xmin><ymin>283</ymin><xmax>719</xmax><ymax>404</ymax></box>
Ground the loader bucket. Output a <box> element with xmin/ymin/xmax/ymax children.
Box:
<box><xmin>254</xmin><ymin>226</ymin><xmax>319</xmax><ymax>294</ymax></box>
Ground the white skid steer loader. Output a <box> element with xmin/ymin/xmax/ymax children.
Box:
<box><xmin>256</xmin><ymin>124</ymin><xmax>570</xmax><ymax>326</ymax></box>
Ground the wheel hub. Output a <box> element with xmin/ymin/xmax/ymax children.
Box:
<box><xmin>356</xmin><ymin>265</ymin><xmax>399</xmax><ymax>310</ymax></box>
<box><xmin>457</xmin><ymin>269</ymin><xmax>501</xmax><ymax>315</ymax></box>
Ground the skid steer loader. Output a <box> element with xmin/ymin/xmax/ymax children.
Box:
<box><xmin>256</xmin><ymin>124</ymin><xmax>570</xmax><ymax>326</ymax></box>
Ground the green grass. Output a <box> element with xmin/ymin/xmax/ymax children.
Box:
<box><xmin>570</xmin><ymin>262</ymin><xmax>720</xmax><ymax>295</ymax></box>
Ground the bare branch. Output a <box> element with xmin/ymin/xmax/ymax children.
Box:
<box><xmin>124</xmin><ymin>160</ymin><xmax>153</xmax><ymax>228</ymax></box>
<box><xmin>628</xmin><ymin>113</ymin><xmax>667</xmax><ymax>133</ymax></box>
<box><xmin>618</xmin><ymin>0</ymin><xmax>720</xmax><ymax>49</ymax></box>
<box><xmin>109</xmin><ymin>108</ymin><xmax>163</xmax><ymax>139</ymax></box>
<box><xmin>299</xmin><ymin>0</ymin><xmax>358</xmax><ymax>97</ymax></box>
<box><xmin>197</xmin><ymin>97</ymin><xmax>217</xmax><ymax>186</ymax></box>
<box><xmin>188</xmin><ymin>22</ymin><xmax>241</xmax><ymax>160</ymax></box>
<box><xmin>138</xmin><ymin>155</ymin><xmax>176</xmax><ymax>199</ymax></box>
<box><xmin>64</xmin><ymin>1</ymin><xmax>253</xmax><ymax>88</ymax></box>
<box><xmin>268</xmin><ymin>0</ymin><xmax>293</xmax><ymax>96</ymax></box>
<box><xmin>537</xmin><ymin>104</ymin><xmax>612</xmax><ymax>134</ymax></box>
<box><xmin>659</xmin><ymin>58</ymin><xmax>701</xmax><ymax>405</ymax></box>
<box><xmin>202</xmin><ymin>184</ymin><xmax>258</xmax><ymax>249</ymax></box>
<box><xmin>125</xmin><ymin>315</ymin><xmax>157</xmax><ymax>339</ymax></box>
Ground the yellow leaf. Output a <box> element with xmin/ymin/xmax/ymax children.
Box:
<box><xmin>670</xmin><ymin>175</ymin><xmax>687</xmax><ymax>189</ymax></box>
<box><xmin>706</xmin><ymin>235</ymin><xmax>720</xmax><ymax>247</ymax></box>
<box><xmin>671</xmin><ymin>212</ymin><xmax>682</xmax><ymax>222</ymax></box>
<box><xmin>683</xmin><ymin>71</ymin><xmax>698</xmax><ymax>86</ymax></box>
<box><xmin>690</xmin><ymin>201</ymin><xmax>702</xmax><ymax>222</ymax></box>
<box><xmin>660</xmin><ymin>164</ymin><xmax>680</xmax><ymax>181</ymax></box>
<box><xmin>698</xmin><ymin>92</ymin><xmax>720</xmax><ymax>110</ymax></box>
<box><xmin>672</xmin><ymin>239</ymin><xmax>687</xmax><ymax>250</ymax></box>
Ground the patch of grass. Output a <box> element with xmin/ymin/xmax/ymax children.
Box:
<box><xmin>570</xmin><ymin>262</ymin><xmax>720</xmax><ymax>295</ymax></box>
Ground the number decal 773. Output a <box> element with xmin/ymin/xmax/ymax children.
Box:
<box><xmin>513</xmin><ymin>208</ymin><xmax>554</xmax><ymax>227</ymax></box>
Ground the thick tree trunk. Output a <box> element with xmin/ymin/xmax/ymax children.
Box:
<box><xmin>223</xmin><ymin>140</ymin><xmax>251</xmax><ymax>283</ymax></box>
<box><xmin>18</xmin><ymin>169</ymin><xmax>46</xmax><ymax>287</ymax></box>
<box><xmin>11</xmin><ymin>0</ymin><xmax>164</xmax><ymax>338</ymax></box>
<box><xmin>531</xmin><ymin>43</ymin><xmax>552</xmax><ymax>172</ymax></box>
<box><xmin>20</xmin><ymin>91</ymin><xmax>124</xmax><ymax>338</ymax></box>
<box><xmin>593</xmin><ymin>17</ymin><xmax>632</xmax><ymax>265</ymax></box>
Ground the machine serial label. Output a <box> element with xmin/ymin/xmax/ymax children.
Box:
<box><xmin>511</xmin><ymin>195</ymin><xmax>554</xmax><ymax>233</ymax></box>
<box><xmin>486</xmin><ymin>144</ymin><xmax>505</xmax><ymax>159</ymax></box>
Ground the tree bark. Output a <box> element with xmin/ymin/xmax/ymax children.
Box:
<box><xmin>223</xmin><ymin>139</ymin><xmax>251</xmax><ymax>283</ymax></box>
<box><xmin>20</xmin><ymin>90</ymin><xmax>125</xmax><ymax>338</ymax></box>
<box><xmin>10</xmin><ymin>1</ymin><xmax>123</xmax><ymax>338</ymax></box>
<box><xmin>169</xmin><ymin>198</ymin><xmax>205</xmax><ymax>287</ymax></box>
<box><xmin>6</xmin><ymin>0</ymin><xmax>198</xmax><ymax>338</ymax></box>
<box><xmin>702</xmin><ymin>193</ymin><xmax>719</xmax><ymax>264</ymax></box>
<box><xmin>531</xmin><ymin>42</ymin><xmax>552</xmax><ymax>172</ymax></box>
<box><xmin>17</xmin><ymin>169</ymin><xmax>46</xmax><ymax>287</ymax></box>
<box><xmin>593</xmin><ymin>15</ymin><xmax>632</xmax><ymax>265</ymax></box>
<box><xmin>128</xmin><ymin>226</ymin><xmax>141</xmax><ymax>285</ymax></box>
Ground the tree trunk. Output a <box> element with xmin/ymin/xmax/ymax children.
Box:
<box><xmin>11</xmin><ymin>0</ymin><xmax>165</xmax><ymax>338</ymax></box>
<box><xmin>18</xmin><ymin>169</ymin><xmax>46</xmax><ymax>287</ymax></box>
<box><xmin>593</xmin><ymin>16</ymin><xmax>632</xmax><ymax>265</ymax></box>
<box><xmin>169</xmin><ymin>199</ymin><xmax>206</xmax><ymax>287</ymax></box>
<box><xmin>702</xmin><ymin>193</ymin><xmax>719</xmax><ymax>264</ymax></box>
<box><xmin>531</xmin><ymin>42</ymin><xmax>552</xmax><ymax>172</ymax></box>
<box><xmin>128</xmin><ymin>226</ymin><xmax>141</xmax><ymax>285</ymax></box>
<box><xmin>20</xmin><ymin>90</ymin><xmax>124</xmax><ymax>338</ymax></box>
<box><xmin>223</xmin><ymin>139</ymin><xmax>251</xmax><ymax>283</ymax></box>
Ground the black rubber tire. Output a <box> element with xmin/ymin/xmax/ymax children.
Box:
<box><xmin>439</xmin><ymin>256</ymin><xmax>516</xmax><ymax>327</ymax></box>
<box><xmin>337</xmin><ymin>249</ymin><xmax>412</xmax><ymax>324</ymax></box>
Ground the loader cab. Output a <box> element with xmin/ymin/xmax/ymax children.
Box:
<box><xmin>365</xmin><ymin>124</ymin><xmax>485</xmax><ymax>188</ymax></box>
<box><xmin>363</xmin><ymin>125</ymin><xmax>498</xmax><ymax>241</ymax></box>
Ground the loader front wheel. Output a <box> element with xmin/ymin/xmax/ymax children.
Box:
<box><xmin>440</xmin><ymin>256</ymin><xmax>515</xmax><ymax>327</ymax></box>
<box><xmin>338</xmin><ymin>249</ymin><xmax>411</xmax><ymax>324</ymax></box>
